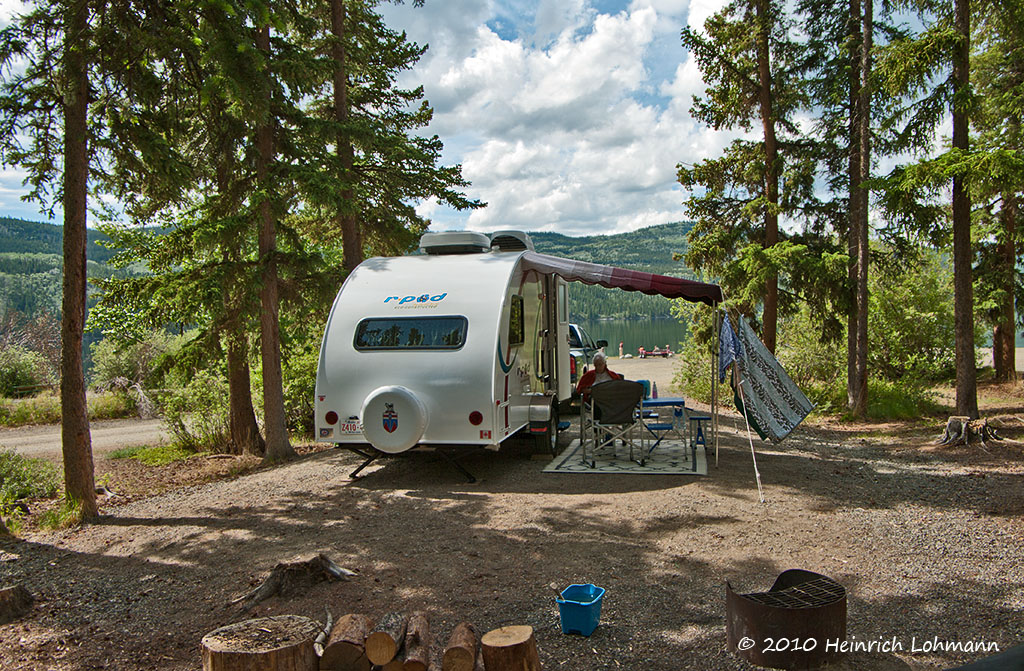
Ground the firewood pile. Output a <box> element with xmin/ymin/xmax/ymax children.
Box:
<box><xmin>201</xmin><ymin>610</ymin><xmax>543</xmax><ymax>671</ymax></box>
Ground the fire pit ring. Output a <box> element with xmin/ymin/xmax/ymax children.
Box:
<box><xmin>726</xmin><ymin>569</ymin><xmax>847</xmax><ymax>670</ymax></box>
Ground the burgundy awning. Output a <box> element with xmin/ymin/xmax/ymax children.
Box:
<box><xmin>521</xmin><ymin>251</ymin><xmax>724</xmax><ymax>305</ymax></box>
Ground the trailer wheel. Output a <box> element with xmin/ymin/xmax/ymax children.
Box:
<box><xmin>535</xmin><ymin>403</ymin><xmax>560</xmax><ymax>457</ymax></box>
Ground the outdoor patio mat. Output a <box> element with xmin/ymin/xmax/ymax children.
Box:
<box><xmin>544</xmin><ymin>438</ymin><xmax>707</xmax><ymax>475</ymax></box>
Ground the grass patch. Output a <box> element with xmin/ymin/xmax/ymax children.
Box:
<box><xmin>39</xmin><ymin>497</ymin><xmax>84</xmax><ymax>530</ymax></box>
<box><xmin>0</xmin><ymin>390</ymin><xmax>138</xmax><ymax>427</ymax></box>
<box><xmin>108</xmin><ymin>443</ymin><xmax>196</xmax><ymax>466</ymax></box>
<box><xmin>0</xmin><ymin>449</ymin><xmax>61</xmax><ymax>532</ymax></box>
<box><xmin>0</xmin><ymin>449</ymin><xmax>60</xmax><ymax>501</ymax></box>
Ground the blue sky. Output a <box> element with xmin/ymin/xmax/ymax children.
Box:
<box><xmin>0</xmin><ymin>0</ymin><xmax>736</xmax><ymax>236</ymax></box>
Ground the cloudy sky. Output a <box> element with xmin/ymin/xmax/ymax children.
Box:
<box><xmin>0</xmin><ymin>0</ymin><xmax>734</xmax><ymax>237</ymax></box>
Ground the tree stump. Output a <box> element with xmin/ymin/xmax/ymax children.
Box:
<box><xmin>321</xmin><ymin>613</ymin><xmax>373</xmax><ymax>671</ymax></box>
<box><xmin>442</xmin><ymin>622</ymin><xmax>477</xmax><ymax>671</ymax></box>
<box><xmin>232</xmin><ymin>554</ymin><xmax>356</xmax><ymax>609</ymax></box>
<box><xmin>201</xmin><ymin>615</ymin><xmax>321</xmax><ymax>671</ymax></box>
<box><xmin>480</xmin><ymin>625</ymin><xmax>541</xmax><ymax>671</ymax></box>
<box><xmin>939</xmin><ymin>416</ymin><xmax>1003</xmax><ymax>447</ymax></box>
<box><xmin>403</xmin><ymin>611</ymin><xmax>431</xmax><ymax>671</ymax></box>
<box><xmin>0</xmin><ymin>584</ymin><xmax>33</xmax><ymax>624</ymax></box>
<box><xmin>366</xmin><ymin>611</ymin><xmax>407</xmax><ymax>665</ymax></box>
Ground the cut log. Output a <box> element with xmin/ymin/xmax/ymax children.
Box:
<box><xmin>201</xmin><ymin>615</ymin><xmax>320</xmax><ymax>671</ymax></box>
<box><xmin>442</xmin><ymin>622</ymin><xmax>477</xmax><ymax>671</ymax></box>
<box><xmin>232</xmin><ymin>554</ymin><xmax>356</xmax><ymax>609</ymax></box>
<box><xmin>480</xmin><ymin>625</ymin><xmax>541</xmax><ymax>671</ymax></box>
<box><xmin>366</xmin><ymin>611</ymin><xmax>407</xmax><ymax>665</ymax></box>
<box><xmin>321</xmin><ymin>613</ymin><xmax>373</xmax><ymax>671</ymax></box>
<box><xmin>0</xmin><ymin>584</ymin><xmax>33</xmax><ymax>624</ymax></box>
<box><xmin>403</xmin><ymin>611</ymin><xmax>431</xmax><ymax>671</ymax></box>
<box><xmin>381</xmin><ymin>659</ymin><xmax>405</xmax><ymax>671</ymax></box>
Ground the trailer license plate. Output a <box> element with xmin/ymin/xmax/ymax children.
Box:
<box><xmin>339</xmin><ymin>422</ymin><xmax>362</xmax><ymax>434</ymax></box>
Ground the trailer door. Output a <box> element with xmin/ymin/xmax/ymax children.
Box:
<box><xmin>555</xmin><ymin>278</ymin><xmax>570</xmax><ymax>400</ymax></box>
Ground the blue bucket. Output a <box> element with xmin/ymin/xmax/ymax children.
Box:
<box><xmin>556</xmin><ymin>584</ymin><xmax>605</xmax><ymax>636</ymax></box>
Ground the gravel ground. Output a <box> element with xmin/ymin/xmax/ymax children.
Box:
<box><xmin>2</xmin><ymin>400</ymin><xmax>1023</xmax><ymax>670</ymax></box>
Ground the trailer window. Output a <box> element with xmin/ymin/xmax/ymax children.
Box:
<box><xmin>508</xmin><ymin>295</ymin><xmax>524</xmax><ymax>346</ymax></box>
<box><xmin>355</xmin><ymin>317</ymin><xmax>468</xmax><ymax>350</ymax></box>
<box><xmin>558</xmin><ymin>283</ymin><xmax>568</xmax><ymax>323</ymax></box>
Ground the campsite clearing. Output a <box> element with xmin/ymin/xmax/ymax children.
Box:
<box><xmin>1</xmin><ymin>363</ymin><xmax>1022</xmax><ymax>670</ymax></box>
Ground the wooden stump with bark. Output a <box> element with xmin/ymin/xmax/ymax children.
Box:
<box><xmin>320</xmin><ymin>613</ymin><xmax>373</xmax><ymax>671</ymax></box>
<box><xmin>939</xmin><ymin>416</ymin><xmax>1003</xmax><ymax>447</ymax></box>
<box><xmin>232</xmin><ymin>554</ymin><xmax>356</xmax><ymax>609</ymax></box>
<box><xmin>366</xmin><ymin>611</ymin><xmax>407</xmax><ymax>665</ymax></box>
<box><xmin>442</xmin><ymin>622</ymin><xmax>478</xmax><ymax>671</ymax></box>
<box><xmin>201</xmin><ymin>615</ymin><xmax>321</xmax><ymax>671</ymax></box>
<box><xmin>480</xmin><ymin>625</ymin><xmax>541</xmax><ymax>671</ymax></box>
<box><xmin>403</xmin><ymin>611</ymin><xmax>431</xmax><ymax>671</ymax></box>
<box><xmin>0</xmin><ymin>584</ymin><xmax>33</xmax><ymax>624</ymax></box>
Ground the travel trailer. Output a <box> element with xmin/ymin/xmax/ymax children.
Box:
<box><xmin>314</xmin><ymin>229</ymin><xmax>724</xmax><ymax>472</ymax></box>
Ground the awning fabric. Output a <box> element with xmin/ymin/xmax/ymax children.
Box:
<box><xmin>521</xmin><ymin>251</ymin><xmax>724</xmax><ymax>305</ymax></box>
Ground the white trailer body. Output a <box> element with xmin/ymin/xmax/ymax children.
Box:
<box><xmin>315</xmin><ymin>231</ymin><xmax>570</xmax><ymax>454</ymax></box>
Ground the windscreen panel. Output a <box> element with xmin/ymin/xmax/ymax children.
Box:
<box><xmin>354</xmin><ymin>316</ymin><xmax>468</xmax><ymax>351</ymax></box>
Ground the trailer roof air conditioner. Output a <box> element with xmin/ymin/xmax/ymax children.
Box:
<box><xmin>420</xmin><ymin>231</ymin><xmax>491</xmax><ymax>255</ymax></box>
<box><xmin>490</xmin><ymin>230</ymin><xmax>534</xmax><ymax>252</ymax></box>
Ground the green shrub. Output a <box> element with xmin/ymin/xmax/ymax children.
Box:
<box><xmin>160</xmin><ymin>369</ymin><xmax>230</xmax><ymax>452</ymax></box>
<box><xmin>88</xmin><ymin>390</ymin><xmax>136</xmax><ymax>420</ymax></box>
<box><xmin>867</xmin><ymin>251</ymin><xmax>971</xmax><ymax>382</ymax></box>
<box><xmin>39</xmin><ymin>497</ymin><xmax>83</xmax><ymax>530</ymax></box>
<box><xmin>90</xmin><ymin>329</ymin><xmax>182</xmax><ymax>390</ymax></box>
<box><xmin>0</xmin><ymin>345</ymin><xmax>54</xmax><ymax>397</ymax></box>
<box><xmin>282</xmin><ymin>346</ymin><xmax>318</xmax><ymax>435</ymax></box>
<box><xmin>0</xmin><ymin>449</ymin><xmax>61</xmax><ymax>502</ymax></box>
<box><xmin>0</xmin><ymin>391</ymin><xmax>137</xmax><ymax>427</ymax></box>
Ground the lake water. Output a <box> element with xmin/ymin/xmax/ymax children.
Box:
<box><xmin>573</xmin><ymin>318</ymin><xmax>689</xmax><ymax>359</ymax></box>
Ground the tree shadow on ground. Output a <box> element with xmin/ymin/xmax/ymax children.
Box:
<box><xmin>1</xmin><ymin>428</ymin><xmax>1021</xmax><ymax>671</ymax></box>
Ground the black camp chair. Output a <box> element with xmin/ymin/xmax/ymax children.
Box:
<box><xmin>580</xmin><ymin>379</ymin><xmax>647</xmax><ymax>467</ymax></box>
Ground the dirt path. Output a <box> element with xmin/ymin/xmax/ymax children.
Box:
<box><xmin>1</xmin><ymin>413</ymin><xmax>1022</xmax><ymax>670</ymax></box>
<box><xmin>0</xmin><ymin>418</ymin><xmax>168</xmax><ymax>461</ymax></box>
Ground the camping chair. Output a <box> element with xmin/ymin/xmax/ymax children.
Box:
<box><xmin>580</xmin><ymin>379</ymin><xmax>647</xmax><ymax>467</ymax></box>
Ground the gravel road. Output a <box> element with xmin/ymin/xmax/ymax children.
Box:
<box><xmin>0</xmin><ymin>417</ymin><xmax>168</xmax><ymax>461</ymax></box>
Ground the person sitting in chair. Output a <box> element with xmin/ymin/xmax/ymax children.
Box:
<box><xmin>576</xmin><ymin>351</ymin><xmax>621</xmax><ymax>403</ymax></box>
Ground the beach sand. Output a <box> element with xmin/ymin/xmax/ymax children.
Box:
<box><xmin>607</xmin><ymin>354</ymin><xmax>681</xmax><ymax>395</ymax></box>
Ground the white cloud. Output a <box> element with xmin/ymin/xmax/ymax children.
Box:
<box><xmin>0</xmin><ymin>1</ymin><xmax>742</xmax><ymax>236</ymax></box>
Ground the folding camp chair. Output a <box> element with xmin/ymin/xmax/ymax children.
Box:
<box><xmin>580</xmin><ymin>379</ymin><xmax>647</xmax><ymax>467</ymax></box>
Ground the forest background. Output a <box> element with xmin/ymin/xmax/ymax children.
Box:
<box><xmin>0</xmin><ymin>0</ymin><xmax>1021</xmax><ymax>523</ymax></box>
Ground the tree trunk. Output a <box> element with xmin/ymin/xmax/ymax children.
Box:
<box><xmin>61</xmin><ymin>0</ymin><xmax>97</xmax><ymax>519</ymax></box>
<box><xmin>480</xmin><ymin>626</ymin><xmax>541</xmax><ymax>671</ymax></box>
<box><xmin>852</xmin><ymin>0</ymin><xmax>872</xmax><ymax>418</ymax></box>
<box><xmin>201</xmin><ymin>615</ymin><xmax>320</xmax><ymax>671</ymax></box>
<box><xmin>846</xmin><ymin>0</ymin><xmax>862</xmax><ymax>413</ymax></box>
<box><xmin>994</xmin><ymin>193</ymin><xmax>1017</xmax><ymax>382</ymax></box>
<box><xmin>255</xmin><ymin>23</ymin><xmax>296</xmax><ymax>462</ymax></box>
<box><xmin>952</xmin><ymin>0</ymin><xmax>978</xmax><ymax>419</ymax></box>
<box><xmin>332</xmin><ymin>0</ymin><xmax>362</xmax><ymax>272</ymax></box>
<box><xmin>225</xmin><ymin>322</ymin><xmax>265</xmax><ymax>457</ymax></box>
<box><xmin>755</xmin><ymin>0</ymin><xmax>779</xmax><ymax>354</ymax></box>
<box><xmin>321</xmin><ymin>613</ymin><xmax>373</xmax><ymax>671</ymax></box>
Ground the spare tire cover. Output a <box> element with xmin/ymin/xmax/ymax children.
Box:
<box><xmin>361</xmin><ymin>385</ymin><xmax>427</xmax><ymax>453</ymax></box>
